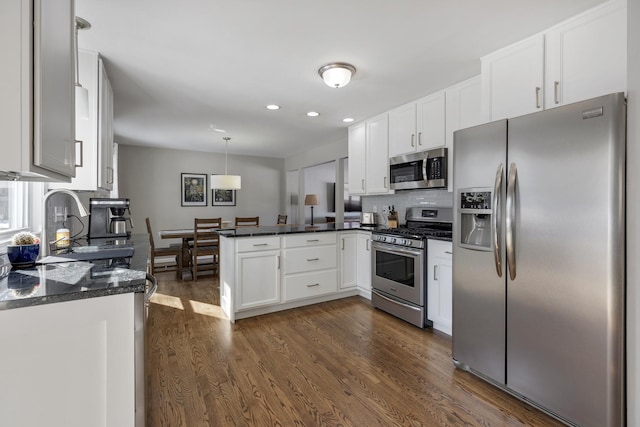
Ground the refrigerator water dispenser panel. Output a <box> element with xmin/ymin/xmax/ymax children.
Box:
<box><xmin>459</xmin><ymin>190</ymin><xmax>493</xmax><ymax>251</ymax></box>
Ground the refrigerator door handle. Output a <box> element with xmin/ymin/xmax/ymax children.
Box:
<box><xmin>492</xmin><ymin>163</ymin><xmax>504</xmax><ymax>277</ymax></box>
<box><xmin>506</xmin><ymin>162</ymin><xmax>517</xmax><ymax>280</ymax></box>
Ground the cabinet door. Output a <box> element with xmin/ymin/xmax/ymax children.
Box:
<box><xmin>545</xmin><ymin>0</ymin><xmax>626</xmax><ymax>109</ymax></box>
<box><xmin>388</xmin><ymin>102</ymin><xmax>417</xmax><ymax>157</ymax></box>
<box><xmin>339</xmin><ymin>233</ymin><xmax>357</xmax><ymax>289</ymax></box>
<box><xmin>445</xmin><ymin>76</ymin><xmax>482</xmax><ymax>191</ymax></box>
<box><xmin>237</xmin><ymin>251</ymin><xmax>280</xmax><ymax>310</ymax></box>
<box><xmin>32</xmin><ymin>0</ymin><xmax>75</xmax><ymax>178</ymax></box>
<box><xmin>427</xmin><ymin>240</ymin><xmax>453</xmax><ymax>335</ymax></box>
<box><xmin>356</xmin><ymin>232</ymin><xmax>371</xmax><ymax>294</ymax></box>
<box><xmin>481</xmin><ymin>34</ymin><xmax>545</xmax><ymax>121</ymax></box>
<box><xmin>416</xmin><ymin>90</ymin><xmax>446</xmax><ymax>150</ymax></box>
<box><xmin>348</xmin><ymin>122</ymin><xmax>366</xmax><ymax>195</ymax></box>
<box><xmin>98</xmin><ymin>59</ymin><xmax>114</xmax><ymax>190</ymax></box>
<box><xmin>366</xmin><ymin>113</ymin><xmax>392</xmax><ymax>194</ymax></box>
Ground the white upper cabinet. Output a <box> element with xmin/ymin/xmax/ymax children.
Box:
<box><xmin>482</xmin><ymin>0</ymin><xmax>626</xmax><ymax>121</ymax></box>
<box><xmin>481</xmin><ymin>34</ymin><xmax>545</xmax><ymax>121</ymax></box>
<box><xmin>416</xmin><ymin>90</ymin><xmax>446</xmax><ymax>151</ymax></box>
<box><xmin>388</xmin><ymin>90</ymin><xmax>446</xmax><ymax>157</ymax></box>
<box><xmin>51</xmin><ymin>51</ymin><xmax>114</xmax><ymax>191</ymax></box>
<box><xmin>0</xmin><ymin>0</ymin><xmax>76</xmax><ymax>181</ymax></box>
<box><xmin>544</xmin><ymin>0</ymin><xmax>626</xmax><ymax>109</ymax></box>
<box><xmin>348</xmin><ymin>114</ymin><xmax>393</xmax><ymax>196</ymax></box>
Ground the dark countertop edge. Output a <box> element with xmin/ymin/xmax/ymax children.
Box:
<box><xmin>218</xmin><ymin>224</ymin><xmax>381</xmax><ymax>238</ymax></box>
<box><xmin>0</xmin><ymin>282</ymin><xmax>146</xmax><ymax>311</ymax></box>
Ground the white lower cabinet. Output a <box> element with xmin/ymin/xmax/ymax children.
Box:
<box><xmin>283</xmin><ymin>235</ymin><xmax>337</xmax><ymax>301</ymax></box>
<box><xmin>284</xmin><ymin>270</ymin><xmax>337</xmax><ymax>301</ymax></box>
<box><xmin>427</xmin><ymin>239</ymin><xmax>453</xmax><ymax>335</ymax></box>
<box><xmin>339</xmin><ymin>232</ymin><xmax>357</xmax><ymax>290</ymax></box>
<box><xmin>0</xmin><ymin>294</ymin><xmax>136</xmax><ymax>427</ymax></box>
<box><xmin>235</xmin><ymin>236</ymin><xmax>281</xmax><ymax>311</ymax></box>
<box><xmin>356</xmin><ymin>231</ymin><xmax>372</xmax><ymax>297</ymax></box>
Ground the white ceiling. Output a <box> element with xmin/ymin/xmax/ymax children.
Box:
<box><xmin>75</xmin><ymin>0</ymin><xmax>606</xmax><ymax>158</ymax></box>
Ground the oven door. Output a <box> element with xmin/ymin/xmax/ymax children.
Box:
<box><xmin>371</xmin><ymin>241</ymin><xmax>424</xmax><ymax>305</ymax></box>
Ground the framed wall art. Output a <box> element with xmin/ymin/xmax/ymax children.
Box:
<box><xmin>212</xmin><ymin>188</ymin><xmax>236</xmax><ymax>206</ymax></box>
<box><xmin>181</xmin><ymin>173</ymin><xmax>207</xmax><ymax>206</ymax></box>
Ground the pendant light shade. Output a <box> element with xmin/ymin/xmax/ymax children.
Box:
<box><xmin>318</xmin><ymin>62</ymin><xmax>356</xmax><ymax>88</ymax></box>
<box><xmin>211</xmin><ymin>136</ymin><xmax>242</xmax><ymax>190</ymax></box>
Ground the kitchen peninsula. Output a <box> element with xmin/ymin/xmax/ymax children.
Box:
<box><xmin>0</xmin><ymin>234</ymin><xmax>151</xmax><ymax>427</ymax></box>
<box><xmin>218</xmin><ymin>223</ymin><xmax>372</xmax><ymax>322</ymax></box>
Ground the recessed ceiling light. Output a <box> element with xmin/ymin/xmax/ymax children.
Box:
<box><xmin>343</xmin><ymin>117</ymin><xmax>354</xmax><ymax>123</ymax></box>
<box><xmin>266</xmin><ymin>104</ymin><xmax>280</xmax><ymax>110</ymax></box>
<box><xmin>307</xmin><ymin>111</ymin><xmax>320</xmax><ymax>117</ymax></box>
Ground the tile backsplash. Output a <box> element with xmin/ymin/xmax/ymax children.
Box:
<box><xmin>362</xmin><ymin>190</ymin><xmax>452</xmax><ymax>225</ymax></box>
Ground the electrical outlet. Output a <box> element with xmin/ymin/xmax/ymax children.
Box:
<box><xmin>372</xmin><ymin>205</ymin><xmax>377</xmax><ymax>213</ymax></box>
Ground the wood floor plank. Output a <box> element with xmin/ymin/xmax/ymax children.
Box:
<box><xmin>146</xmin><ymin>272</ymin><xmax>562</xmax><ymax>426</ymax></box>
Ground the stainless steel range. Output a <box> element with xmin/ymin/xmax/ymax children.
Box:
<box><xmin>371</xmin><ymin>206</ymin><xmax>452</xmax><ymax>328</ymax></box>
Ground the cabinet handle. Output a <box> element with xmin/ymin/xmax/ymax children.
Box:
<box><xmin>535</xmin><ymin>87</ymin><xmax>541</xmax><ymax>109</ymax></box>
<box><xmin>253</xmin><ymin>243</ymin><xmax>268</xmax><ymax>246</ymax></box>
<box><xmin>341</xmin><ymin>239</ymin><xmax>345</xmax><ymax>250</ymax></box>
<box><xmin>74</xmin><ymin>140</ymin><xmax>83</xmax><ymax>167</ymax></box>
<box><xmin>434</xmin><ymin>265</ymin><xmax>439</xmax><ymax>281</ymax></box>
<box><xmin>307</xmin><ymin>283</ymin><xmax>320</xmax><ymax>288</ymax></box>
<box><xmin>418</xmin><ymin>132</ymin><xmax>422</xmax><ymax>146</ymax></box>
<box><xmin>445</xmin><ymin>251</ymin><xmax>452</xmax><ymax>255</ymax></box>
<box><xmin>554</xmin><ymin>81</ymin><xmax>560</xmax><ymax>104</ymax></box>
<box><xmin>307</xmin><ymin>258</ymin><xmax>319</xmax><ymax>262</ymax></box>
<box><xmin>307</xmin><ymin>239</ymin><xmax>320</xmax><ymax>242</ymax></box>
<box><xmin>277</xmin><ymin>255</ymin><xmax>280</xmax><ymax>269</ymax></box>
<box><xmin>411</xmin><ymin>134</ymin><xmax>415</xmax><ymax>147</ymax></box>
<box><xmin>361</xmin><ymin>179</ymin><xmax>365</xmax><ymax>190</ymax></box>
<box><xmin>366</xmin><ymin>239</ymin><xmax>370</xmax><ymax>251</ymax></box>
<box><xmin>384</xmin><ymin>176</ymin><xmax>387</xmax><ymax>188</ymax></box>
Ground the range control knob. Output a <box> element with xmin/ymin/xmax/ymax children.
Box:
<box><xmin>405</xmin><ymin>240</ymin><xmax>412</xmax><ymax>247</ymax></box>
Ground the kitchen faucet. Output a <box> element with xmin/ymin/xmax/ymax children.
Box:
<box><xmin>41</xmin><ymin>189</ymin><xmax>89</xmax><ymax>256</ymax></box>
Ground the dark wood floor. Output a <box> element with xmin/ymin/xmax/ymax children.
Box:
<box><xmin>146</xmin><ymin>272</ymin><xmax>562</xmax><ymax>427</ymax></box>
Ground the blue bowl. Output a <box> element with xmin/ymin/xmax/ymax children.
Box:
<box><xmin>7</xmin><ymin>244</ymin><xmax>40</xmax><ymax>268</ymax></box>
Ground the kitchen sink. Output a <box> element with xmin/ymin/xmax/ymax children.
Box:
<box><xmin>37</xmin><ymin>246</ymin><xmax>135</xmax><ymax>264</ymax></box>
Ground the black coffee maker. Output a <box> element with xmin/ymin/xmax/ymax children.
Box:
<box><xmin>88</xmin><ymin>198</ymin><xmax>133</xmax><ymax>240</ymax></box>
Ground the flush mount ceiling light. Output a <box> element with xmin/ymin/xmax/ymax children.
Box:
<box><xmin>318</xmin><ymin>62</ymin><xmax>356</xmax><ymax>88</ymax></box>
<box><xmin>211</xmin><ymin>136</ymin><xmax>241</xmax><ymax>190</ymax></box>
<box><xmin>74</xmin><ymin>17</ymin><xmax>91</xmax><ymax>120</ymax></box>
<box><xmin>265</xmin><ymin>104</ymin><xmax>280</xmax><ymax>110</ymax></box>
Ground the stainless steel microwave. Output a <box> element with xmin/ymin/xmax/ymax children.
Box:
<box><xmin>389</xmin><ymin>148</ymin><xmax>447</xmax><ymax>190</ymax></box>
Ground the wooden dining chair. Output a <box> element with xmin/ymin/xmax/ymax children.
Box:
<box><xmin>145</xmin><ymin>217</ymin><xmax>183</xmax><ymax>278</ymax></box>
<box><xmin>192</xmin><ymin>217</ymin><xmax>221</xmax><ymax>281</ymax></box>
<box><xmin>235</xmin><ymin>216</ymin><xmax>259</xmax><ymax>227</ymax></box>
<box><xmin>277</xmin><ymin>214</ymin><xmax>287</xmax><ymax>224</ymax></box>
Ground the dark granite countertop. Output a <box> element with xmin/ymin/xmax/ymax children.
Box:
<box><xmin>218</xmin><ymin>222</ymin><xmax>379</xmax><ymax>238</ymax></box>
<box><xmin>0</xmin><ymin>234</ymin><xmax>150</xmax><ymax>311</ymax></box>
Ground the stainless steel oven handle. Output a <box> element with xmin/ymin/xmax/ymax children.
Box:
<box><xmin>372</xmin><ymin>242</ymin><xmax>423</xmax><ymax>258</ymax></box>
<box><xmin>506</xmin><ymin>162</ymin><xmax>517</xmax><ymax>280</ymax></box>
<box><xmin>492</xmin><ymin>163</ymin><xmax>504</xmax><ymax>278</ymax></box>
<box><xmin>372</xmin><ymin>290</ymin><xmax>421</xmax><ymax>312</ymax></box>
<box><xmin>422</xmin><ymin>151</ymin><xmax>429</xmax><ymax>182</ymax></box>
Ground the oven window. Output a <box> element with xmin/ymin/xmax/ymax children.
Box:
<box><xmin>375</xmin><ymin>251</ymin><xmax>415</xmax><ymax>287</ymax></box>
<box><xmin>390</xmin><ymin>161</ymin><xmax>422</xmax><ymax>184</ymax></box>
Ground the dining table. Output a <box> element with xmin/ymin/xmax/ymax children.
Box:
<box><xmin>159</xmin><ymin>220</ymin><xmax>233</xmax><ymax>275</ymax></box>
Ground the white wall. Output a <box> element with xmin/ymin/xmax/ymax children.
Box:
<box><xmin>284</xmin><ymin>137</ymin><xmax>347</xmax><ymax>171</ymax></box>
<box><xmin>118</xmin><ymin>145</ymin><xmax>284</xmax><ymax>234</ymax></box>
<box><xmin>303</xmin><ymin>162</ymin><xmax>335</xmax><ymax>224</ymax></box>
<box><xmin>627</xmin><ymin>0</ymin><xmax>639</xmax><ymax>423</ymax></box>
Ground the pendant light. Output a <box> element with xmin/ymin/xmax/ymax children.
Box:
<box><xmin>75</xmin><ymin>17</ymin><xmax>91</xmax><ymax>120</ymax></box>
<box><xmin>211</xmin><ymin>137</ymin><xmax>242</xmax><ymax>190</ymax></box>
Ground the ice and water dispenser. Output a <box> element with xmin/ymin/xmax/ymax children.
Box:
<box><xmin>459</xmin><ymin>190</ymin><xmax>493</xmax><ymax>250</ymax></box>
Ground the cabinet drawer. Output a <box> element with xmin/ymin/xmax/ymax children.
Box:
<box><xmin>283</xmin><ymin>270</ymin><xmax>338</xmax><ymax>302</ymax></box>
<box><xmin>284</xmin><ymin>246</ymin><xmax>337</xmax><ymax>274</ymax></box>
<box><xmin>237</xmin><ymin>236</ymin><xmax>280</xmax><ymax>253</ymax></box>
<box><xmin>283</xmin><ymin>233</ymin><xmax>336</xmax><ymax>248</ymax></box>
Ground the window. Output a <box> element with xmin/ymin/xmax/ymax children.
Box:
<box><xmin>0</xmin><ymin>181</ymin><xmax>31</xmax><ymax>240</ymax></box>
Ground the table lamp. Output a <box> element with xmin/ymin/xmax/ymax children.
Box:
<box><xmin>304</xmin><ymin>194</ymin><xmax>319</xmax><ymax>225</ymax></box>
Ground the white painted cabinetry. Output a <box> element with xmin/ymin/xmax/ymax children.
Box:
<box><xmin>389</xmin><ymin>91</ymin><xmax>446</xmax><ymax>157</ymax></box>
<box><xmin>51</xmin><ymin>50</ymin><xmax>114</xmax><ymax>191</ymax></box>
<box><xmin>348</xmin><ymin>114</ymin><xmax>392</xmax><ymax>196</ymax></box>
<box><xmin>0</xmin><ymin>0</ymin><xmax>76</xmax><ymax>181</ymax></box>
<box><xmin>482</xmin><ymin>0</ymin><xmax>626</xmax><ymax>121</ymax></box>
<box><xmin>283</xmin><ymin>233</ymin><xmax>337</xmax><ymax>301</ymax></box>
<box><xmin>236</xmin><ymin>236</ymin><xmax>281</xmax><ymax>311</ymax></box>
<box><xmin>427</xmin><ymin>239</ymin><xmax>453</xmax><ymax>335</ymax></box>
<box><xmin>356</xmin><ymin>231</ymin><xmax>372</xmax><ymax>298</ymax></box>
<box><xmin>339</xmin><ymin>232</ymin><xmax>357</xmax><ymax>290</ymax></box>
<box><xmin>0</xmin><ymin>294</ymin><xmax>136</xmax><ymax>427</ymax></box>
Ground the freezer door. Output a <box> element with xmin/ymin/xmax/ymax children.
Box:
<box><xmin>452</xmin><ymin>120</ymin><xmax>507</xmax><ymax>384</ymax></box>
<box><xmin>506</xmin><ymin>93</ymin><xmax>625</xmax><ymax>427</ymax></box>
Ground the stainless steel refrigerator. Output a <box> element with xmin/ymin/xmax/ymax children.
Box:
<box><xmin>452</xmin><ymin>93</ymin><xmax>625</xmax><ymax>427</ymax></box>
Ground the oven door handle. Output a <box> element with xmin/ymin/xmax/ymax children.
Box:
<box><xmin>372</xmin><ymin>290</ymin><xmax>421</xmax><ymax>312</ymax></box>
<box><xmin>372</xmin><ymin>242</ymin><xmax>423</xmax><ymax>257</ymax></box>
